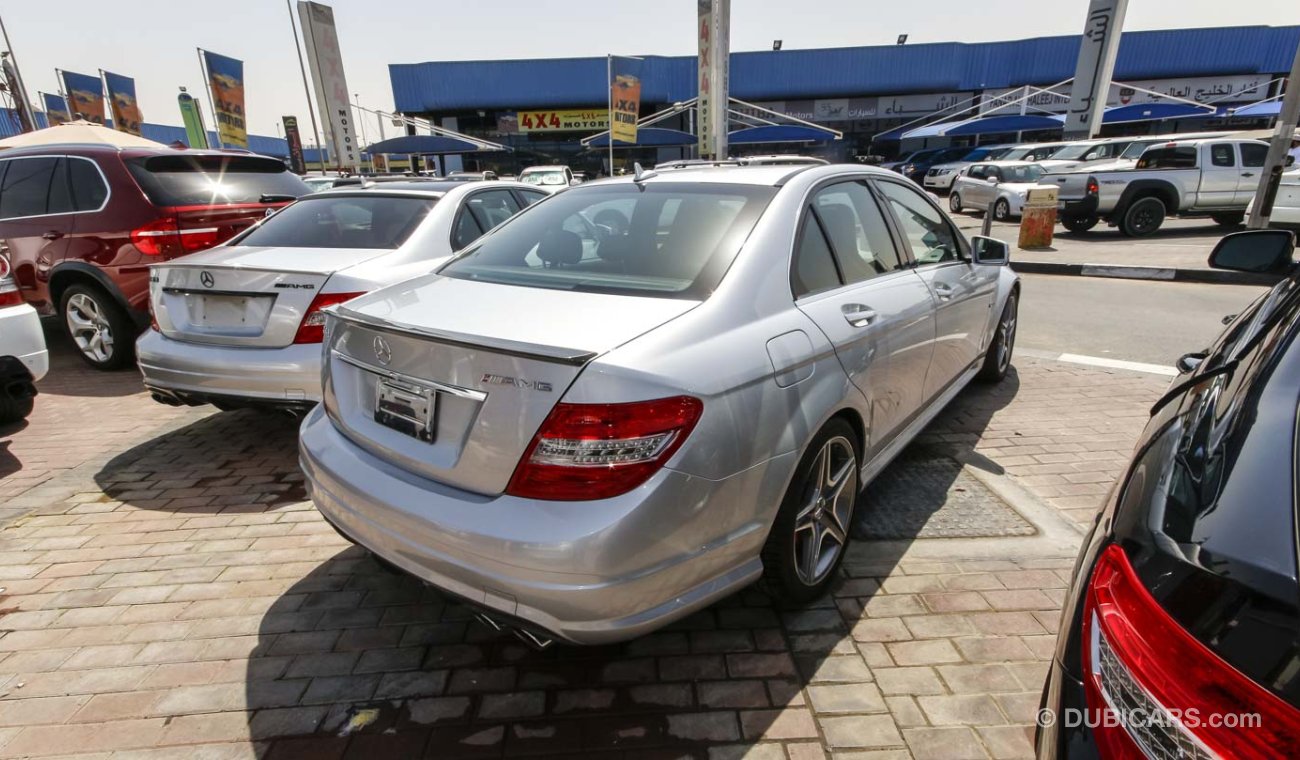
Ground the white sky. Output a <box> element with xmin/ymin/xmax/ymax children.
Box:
<box><xmin>3</xmin><ymin>0</ymin><xmax>1295</xmax><ymax>138</ymax></box>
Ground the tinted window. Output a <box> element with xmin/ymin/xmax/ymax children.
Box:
<box><xmin>1002</xmin><ymin>165</ymin><xmax>1044</xmax><ymax>183</ymax></box>
<box><xmin>0</xmin><ymin>157</ymin><xmax>57</xmax><ymax>219</ymax></box>
<box><xmin>47</xmin><ymin>158</ymin><xmax>74</xmax><ymax>215</ymax></box>
<box><xmin>811</xmin><ymin>182</ymin><xmax>902</xmax><ymax>283</ymax></box>
<box><xmin>792</xmin><ymin>212</ymin><xmax>841</xmax><ymax>298</ymax></box>
<box><xmin>968</xmin><ymin>166</ymin><xmax>987</xmax><ymax>180</ymax></box>
<box><xmin>1240</xmin><ymin>143</ymin><xmax>1268</xmax><ymax>168</ymax></box>
<box><xmin>126</xmin><ymin>155</ymin><xmax>309</xmax><ymax>206</ymax></box>
<box><xmin>465</xmin><ymin>190</ymin><xmax>521</xmax><ymax>233</ymax></box>
<box><xmin>876</xmin><ymin>181</ymin><xmax>963</xmax><ymax>264</ymax></box>
<box><xmin>1210</xmin><ymin>144</ymin><xmax>1236</xmax><ymax>167</ymax></box>
<box><xmin>519</xmin><ymin>190</ymin><xmax>548</xmax><ymax>207</ymax></box>
<box><xmin>439</xmin><ymin>184</ymin><xmax>776</xmax><ymax>299</ymax></box>
<box><xmin>69</xmin><ymin>158</ymin><xmax>109</xmax><ymax>211</ymax></box>
<box><xmin>1137</xmin><ymin>147</ymin><xmax>1198</xmax><ymax>170</ymax></box>
<box><xmin>452</xmin><ymin>209</ymin><xmax>483</xmax><ymax>250</ymax></box>
<box><xmin>234</xmin><ymin>196</ymin><xmax>436</xmax><ymax>250</ymax></box>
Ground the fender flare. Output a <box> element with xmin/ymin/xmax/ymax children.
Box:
<box><xmin>1113</xmin><ymin>179</ymin><xmax>1180</xmax><ymax>220</ymax></box>
<box><xmin>47</xmin><ymin>261</ymin><xmax>134</xmax><ymax>316</ymax></box>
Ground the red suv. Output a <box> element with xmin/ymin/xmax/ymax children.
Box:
<box><xmin>0</xmin><ymin>146</ymin><xmax>309</xmax><ymax>369</ymax></box>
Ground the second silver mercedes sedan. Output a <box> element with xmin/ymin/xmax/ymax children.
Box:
<box><xmin>138</xmin><ymin>181</ymin><xmax>548</xmax><ymax>411</ymax></box>
<box><xmin>301</xmin><ymin>164</ymin><xmax>1020</xmax><ymax>646</ymax></box>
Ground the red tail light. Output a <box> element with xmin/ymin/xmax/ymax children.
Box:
<box><xmin>506</xmin><ymin>396</ymin><xmax>704</xmax><ymax>501</ymax></box>
<box><xmin>0</xmin><ymin>258</ymin><xmax>21</xmax><ymax>307</ymax></box>
<box><xmin>131</xmin><ymin>217</ymin><xmax>220</xmax><ymax>257</ymax></box>
<box><xmin>1082</xmin><ymin>544</ymin><xmax>1300</xmax><ymax>759</ymax></box>
<box><xmin>1086</xmin><ymin>177</ymin><xmax>1100</xmax><ymax>197</ymax></box>
<box><xmin>292</xmin><ymin>291</ymin><xmax>366</xmax><ymax>344</ymax></box>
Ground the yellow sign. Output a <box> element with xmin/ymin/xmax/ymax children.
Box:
<box><xmin>517</xmin><ymin>109</ymin><xmax>608</xmax><ymax>133</ymax></box>
<box><xmin>610</xmin><ymin>74</ymin><xmax>641</xmax><ymax>144</ymax></box>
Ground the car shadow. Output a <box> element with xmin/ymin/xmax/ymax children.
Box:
<box><xmin>237</xmin><ymin>371</ymin><xmax>1024</xmax><ymax>758</ymax></box>
<box><xmin>92</xmin><ymin>408</ymin><xmax>306</xmax><ymax>513</ymax></box>
<box><xmin>35</xmin><ymin>322</ymin><xmax>151</xmax><ymax>399</ymax></box>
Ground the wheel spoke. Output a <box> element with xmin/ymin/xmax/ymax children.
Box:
<box><xmin>821</xmin><ymin>513</ymin><xmax>847</xmax><ymax>545</ymax></box>
<box><xmin>801</xmin><ymin>528</ymin><xmax>823</xmax><ymax>583</ymax></box>
<box><xmin>66</xmin><ymin>310</ymin><xmax>94</xmax><ymax>331</ymax></box>
<box><xmin>828</xmin><ymin>458</ymin><xmax>855</xmax><ymax>501</ymax></box>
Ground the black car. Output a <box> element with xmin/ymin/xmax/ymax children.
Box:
<box><xmin>1037</xmin><ymin>229</ymin><xmax>1300</xmax><ymax>758</ymax></box>
<box><xmin>899</xmin><ymin>146</ymin><xmax>970</xmax><ymax>183</ymax></box>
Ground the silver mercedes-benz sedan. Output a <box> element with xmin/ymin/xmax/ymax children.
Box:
<box><xmin>138</xmin><ymin>181</ymin><xmax>549</xmax><ymax>411</ymax></box>
<box><xmin>300</xmin><ymin>164</ymin><xmax>1020</xmax><ymax>646</ymax></box>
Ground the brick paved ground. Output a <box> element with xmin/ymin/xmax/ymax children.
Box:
<box><xmin>0</xmin><ymin>338</ymin><xmax>1167</xmax><ymax>759</ymax></box>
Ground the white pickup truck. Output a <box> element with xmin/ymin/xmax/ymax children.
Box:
<box><xmin>1048</xmin><ymin>138</ymin><xmax>1278</xmax><ymax>236</ymax></box>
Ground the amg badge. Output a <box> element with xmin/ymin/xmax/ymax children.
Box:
<box><xmin>481</xmin><ymin>374</ymin><xmax>552</xmax><ymax>392</ymax></box>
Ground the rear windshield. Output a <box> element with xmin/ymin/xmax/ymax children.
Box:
<box><xmin>233</xmin><ymin>195</ymin><xmax>436</xmax><ymax>249</ymax></box>
<box><xmin>521</xmin><ymin>170</ymin><xmax>567</xmax><ymax>186</ymax></box>
<box><xmin>438</xmin><ymin>183</ymin><xmax>776</xmax><ymax>299</ymax></box>
<box><xmin>126</xmin><ymin>154</ymin><xmax>310</xmax><ymax>206</ymax></box>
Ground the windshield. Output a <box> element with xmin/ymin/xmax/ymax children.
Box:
<box><xmin>1001</xmin><ymin>165</ymin><xmax>1044</xmax><ymax>183</ymax></box>
<box><xmin>521</xmin><ymin>170</ymin><xmax>567</xmax><ymax>186</ymax></box>
<box><xmin>126</xmin><ymin>155</ymin><xmax>309</xmax><ymax>206</ymax></box>
<box><xmin>1000</xmin><ymin>148</ymin><xmax>1032</xmax><ymax>161</ymax></box>
<box><xmin>961</xmin><ymin>147</ymin><xmax>1009</xmax><ymax>162</ymax></box>
<box><xmin>438</xmin><ymin>183</ymin><xmax>776</xmax><ymax>299</ymax></box>
<box><xmin>1049</xmin><ymin>144</ymin><xmax>1096</xmax><ymax>160</ymax></box>
<box><xmin>234</xmin><ymin>195</ymin><xmax>436</xmax><ymax>249</ymax></box>
<box><xmin>1121</xmin><ymin>140</ymin><xmax>1160</xmax><ymax>160</ymax></box>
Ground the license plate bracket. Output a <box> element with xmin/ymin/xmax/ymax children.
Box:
<box><xmin>375</xmin><ymin>378</ymin><xmax>437</xmax><ymax>443</ymax></box>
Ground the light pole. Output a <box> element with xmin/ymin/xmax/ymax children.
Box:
<box><xmin>286</xmin><ymin>0</ymin><xmax>326</xmax><ymax>174</ymax></box>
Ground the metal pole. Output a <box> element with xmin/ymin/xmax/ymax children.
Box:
<box><xmin>0</xmin><ymin>13</ymin><xmax>34</xmax><ymax>132</ymax></box>
<box><xmin>197</xmin><ymin>49</ymin><xmax>224</xmax><ymax>149</ymax></box>
<box><xmin>286</xmin><ymin>0</ymin><xmax>326</xmax><ymax>174</ymax></box>
<box><xmin>607</xmin><ymin>54</ymin><xmax>614</xmax><ymax>175</ymax></box>
<box><xmin>1247</xmin><ymin>40</ymin><xmax>1300</xmax><ymax>230</ymax></box>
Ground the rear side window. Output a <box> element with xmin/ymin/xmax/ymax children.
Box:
<box><xmin>792</xmin><ymin>211</ymin><xmax>841</xmax><ymax>298</ymax></box>
<box><xmin>234</xmin><ymin>196</ymin><xmax>436</xmax><ymax>250</ymax></box>
<box><xmin>439</xmin><ymin>183</ymin><xmax>776</xmax><ymax>299</ymax></box>
<box><xmin>464</xmin><ymin>190</ymin><xmax>521</xmax><ymax>234</ymax></box>
<box><xmin>69</xmin><ymin>158</ymin><xmax>109</xmax><ymax>211</ymax></box>
<box><xmin>0</xmin><ymin>157</ymin><xmax>57</xmax><ymax>219</ymax></box>
<box><xmin>1240</xmin><ymin>143</ymin><xmax>1268</xmax><ymax>168</ymax></box>
<box><xmin>47</xmin><ymin>158</ymin><xmax>74</xmax><ymax>215</ymax></box>
<box><xmin>519</xmin><ymin>190</ymin><xmax>548</xmax><ymax>207</ymax></box>
<box><xmin>126</xmin><ymin>155</ymin><xmax>310</xmax><ymax>206</ymax></box>
<box><xmin>1137</xmin><ymin>147</ymin><xmax>1197</xmax><ymax>170</ymax></box>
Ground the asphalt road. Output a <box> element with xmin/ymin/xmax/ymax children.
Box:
<box><xmin>1015</xmin><ymin>273</ymin><xmax>1268</xmax><ymax>366</ymax></box>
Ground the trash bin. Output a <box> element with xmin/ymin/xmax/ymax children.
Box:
<box><xmin>1018</xmin><ymin>186</ymin><xmax>1058</xmax><ymax>249</ymax></box>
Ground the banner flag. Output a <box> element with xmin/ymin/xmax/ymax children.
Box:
<box><xmin>177</xmin><ymin>90</ymin><xmax>209</xmax><ymax>149</ymax></box>
<box><xmin>59</xmin><ymin>70</ymin><xmax>105</xmax><ymax>124</ymax></box>
<box><xmin>201</xmin><ymin>49</ymin><xmax>248</xmax><ymax>148</ymax></box>
<box><xmin>102</xmin><ymin>71</ymin><xmax>144</xmax><ymax>135</ymax></box>
<box><xmin>41</xmin><ymin>92</ymin><xmax>71</xmax><ymax>126</ymax></box>
<box><xmin>283</xmin><ymin>116</ymin><xmax>307</xmax><ymax>174</ymax></box>
<box><xmin>610</xmin><ymin>74</ymin><xmax>641</xmax><ymax>144</ymax></box>
<box><xmin>297</xmin><ymin>2</ymin><xmax>360</xmax><ymax>171</ymax></box>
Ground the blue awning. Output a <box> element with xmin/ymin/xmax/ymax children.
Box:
<box><xmin>728</xmin><ymin>124</ymin><xmax>838</xmax><ymax>144</ymax></box>
<box><xmin>365</xmin><ymin>134</ymin><xmax>504</xmax><ymax>154</ymax></box>
<box><xmin>899</xmin><ymin>114</ymin><xmax>1063</xmax><ymax>140</ymax></box>
<box><xmin>586</xmin><ymin>127</ymin><xmax>697</xmax><ymax>147</ymax></box>
<box><xmin>1099</xmin><ymin>102</ymin><xmax>1215</xmax><ymax>123</ymax></box>
<box><xmin>1231</xmin><ymin>101</ymin><xmax>1282</xmax><ymax>117</ymax></box>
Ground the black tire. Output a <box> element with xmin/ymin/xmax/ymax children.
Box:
<box><xmin>993</xmin><ymin>198</ymin><xmax>1011</xmax><ymax>222</ymax></box>
<box><xmin>949</xmin><ymin>192</ymin><xmax>963</xmax><ymax>213</ymax></box>
<box><xmin>1061</xmin><ymin>215</ymin><xmax>1099</xmax><ymax>234</ymax></box>
<box><xmin>762</xmin><ymin>418</ymin><xmax>861</xmax><ymax>603</ymax></box>
<box><xmin>0</xmin><ymin>393</ymin><xmax>34</xmax><ymax>425</ymax></box>
<box><xmin>978</xmin><ymin>291</ymin><xmax>1018</xmax><ymax>382</ymax></box>
<box><xmin>60</xmin><ymin>283</ymin><xmax>136</xmax><ymax>370</ymax></box>
<box><xmin>1211</xmin><ymin>212</ymin><xmax>1245</xmax><ymax>227</ymax></box>
<box><xmin>1119</xmin><ymin>197</ymin><xmax>1166</xmax><ymax>237</ymax></box>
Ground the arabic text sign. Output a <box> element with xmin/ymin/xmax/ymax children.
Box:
<box><xmin>103</xmin><ymin>71</ymin><xmax>143</xmax><ymax>136</ymax></box>
<box><xmin>611</xmin><ymin>75</ymin><xmax>641</xmax><ymax>143</ymax></box>
<box><xmin>982</xmin><ymin>75</ymin><xmax>1269</xmax><ymax>115</ymax></box>
<box><xmin>202</xmin><ymin>50</ymin><xmax>248</xmax><ymax>148</ymax></box>
<box><xmin>517</xmin><ymin>109</ymin><xmax>608</xmax><ymax>133</ymax></box>
<box><xmin>877</xmin><ymin>92</ymin><xmax>972</xmax><ymax>118</ymax></box>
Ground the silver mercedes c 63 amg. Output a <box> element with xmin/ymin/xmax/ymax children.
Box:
<box><xmin>300</xmin><ymin>163</ymin><xmax>1020</xmax><ymax>646</ymax></box>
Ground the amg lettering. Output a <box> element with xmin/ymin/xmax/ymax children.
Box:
<box><xmin>480</xmin><ymin>374</ymin><xmax>553</xmax><ymax>393</ymax></box>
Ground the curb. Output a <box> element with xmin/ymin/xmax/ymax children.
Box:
<box><xmin>1012</xmin><ymin>260</ymin><xmax>1281</xmax><ymax>286</ymax></box>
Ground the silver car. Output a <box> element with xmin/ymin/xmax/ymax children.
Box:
<box><xmin>138</xmin><ymin>181</ymin><xmax>548</xmax><ymax>411</ymax></box>
<box><xmin>300</xmin><ymin>164</ymin><xmax>1020</xmax><ymax>646</ymax></box>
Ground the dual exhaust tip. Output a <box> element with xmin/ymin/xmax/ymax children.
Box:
<box><xmin>473</xmin><ymin>611</ymin><xmax>556</xmax><ymax>651</ymax></box>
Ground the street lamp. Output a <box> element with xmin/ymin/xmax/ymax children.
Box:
<box><xmin>772</xmin><ymin>40</ymin><xmax>782</xmax><ymax>51</ymax></box>
<box><xmin>897</xmin><ymin>34</ymin><xmax>909</xmax><ymax>45</ymax></box>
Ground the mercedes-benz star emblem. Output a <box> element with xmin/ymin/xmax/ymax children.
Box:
<box><xmin>199</xmin><ymin>271</ymin><xmax>215</xmax><ymax>289</ymax></box>
<box><xmin>373</xmin><ymin>336</ymin><xmax>393</xmax><ymax>366</ymax></box>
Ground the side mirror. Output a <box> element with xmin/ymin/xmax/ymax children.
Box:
<box><xmin>1176</xmin><ymin>351</ymin><xmax>1207</xmax><ymax>374</ymax></box>
<box><xmin>570</xmin><ymin>179</ymin><xmax>581</xmax><ymax>186</ymax></box>
<box><xmin>1208</xmin><ymin>229</ymin><xmax>1295</xmax><ymax>273</ymax></box>
<box><xmin>986</xmin><ymin>175</ymin><xmax>999</xmax><ymax>184</ymax></box>
<box><xmin>971</xmin><ymin>236</ymin><xmax>1009</xmax><ymax>265</ymax></box>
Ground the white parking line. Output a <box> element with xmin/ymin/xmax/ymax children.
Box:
<box><xmin>1018</xmin><ymin>348</ymin><xmax>1178</xmax><ymax>376</ymax></box>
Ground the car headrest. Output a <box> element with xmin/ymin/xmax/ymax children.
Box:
<box><xmin>536</xmin><ymin>229</ymin><xmax>582</xmax><ymax>267</ymax></box>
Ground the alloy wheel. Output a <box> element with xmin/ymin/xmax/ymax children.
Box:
<box><xmin>793</xmin><ymin>436</ymin><xmax>857</xmax><ymax>586</ymax></box>
<box><xmin>997</xmin><ymin>297</ymin><xmax>1018</xmax><ymax>373</ymax></box>
<box><xmin>994</xmin><ymin>199</ymin><xmax>1010</xmax><ymax>221</ymax></box>
<box><xmin>66</xmin><ymin>293</ymin><xmax>115</xmax><ymax>364</ymax></box>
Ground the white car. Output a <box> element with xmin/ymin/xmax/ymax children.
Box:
<box><xmin>137</xmin><ymin>181</ymin><xmax>545</xmax><ymax>412</ymax></box>
<box><xmin>923</xmin><ymin>144</ymin><xmax>1014</xmax><ymax>192</ymax></box>
<box><xmin>949</xmin><ymin>161</ymin><xmax>1051</xmax><ymax>221</ymax></box>
<box><xmin>1247</xmin><ymin>167</ymin><xmax>1300</xmax><ymax>228</ymax></box>
<box><xmin>518</xmin><ymin>165</ymin><xmax>577</xmax><ymax>193</ymax></box>
<box><xmin>0</xmin><ymin>258</ymin><xmax>47</xmax><ymax>423</ymax></box>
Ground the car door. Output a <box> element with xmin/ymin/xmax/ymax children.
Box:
<box><xmin>0</xmin><ymin>156</ymin><xmax>76</xmax><ymax>313</ymax></box>
<box><xmin>963</xmin><ymin>166</ymin><xmax>989</xmax><ymax>206</ymax></box>
<box><xmin>874</xmin><ymin>178</ymin><xmax>998</xmax><ymax>402</ymax></box>
<box><xmin>1199</xmin><ymin>142</ymin><xmax>1241</xmax><ymax>207</ymax></box>
<box><xmin>791</xmin><ymin>179</ymin><xmax>936</xmax><ymax>460</ymax></box>
<box><xmin>1237</xmin><ymin>143</ymin><xmax>1269</xmax><ymax>204</ymax></box>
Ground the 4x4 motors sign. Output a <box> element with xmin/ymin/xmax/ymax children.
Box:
<box><xmin>516</xmin><ymin>109</ymin><xmax>608</xmax><ymax>133</ymax></box>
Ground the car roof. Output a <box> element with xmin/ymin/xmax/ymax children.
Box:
<box><xmin>576</xmin><ymin>163</ymin><xmax>900</xmax><ymax>188</ymax></box>
<box><xmin>520</xmin><ymin>165</ymin><xmax>567</xmax><ymax>172</ymax></box>
<box><xmin>976</xmin><ymin>160</ymin><xmax>1041</xmax><ymax>167</ymax></box>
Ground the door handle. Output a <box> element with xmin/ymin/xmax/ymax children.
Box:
<box><xmin>1241</xmin><ymin>172</ymin><xmax>1256</xmax><ymax>178</ymax></box>
<box><xmin>42</xmin><ymin>231</ymin><xmax>64</xmax><ymax>241</ymax></box>
<box><xmin>841</xmin><ymin>304</ymin><xmax>878</xmax><ymax>328</ymax></box>
<box><xmin>932</xmin><ymin>283</ymin><xmax>955</xmax><ymax>300</ymax></box>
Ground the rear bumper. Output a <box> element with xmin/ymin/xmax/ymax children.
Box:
<box><xmin>136</xmin><ymin>330</ymin><xmax>322</xmax><ymax>406</ymax></box>
<box><xmin>0</xmin><ymin>303</ymin><xmax>48</xmax><ymax>383</ymax></box>
<box><xmin>299</xmin><ymin>405</ymin><xmax>784</xmax><ymax>645</ymax></box>
<box><xmin>1058</xmin><ymin>194</ymin><xmax>1100</xmax><ymax>220</ymax></box>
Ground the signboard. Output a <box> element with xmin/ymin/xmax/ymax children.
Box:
<box><xmin>41</xmin><ymin>92</ymin><xmax>70</xmax><ymax>126</ymax></box>
<box><xmin>177</xmin><ymin>91</ymin><xmax>209</xmax><ymax>149</ymax></box>
<box><xmin>201</xmin><ymin>50</ymin><xmax>248</xmax><ymax>148</ymax></box>
<box><xmin>877</xmin><ymin>92</ymin><xmax>972</xmax><ymax>118</ymax></box>
<box><xmin>298</xmin><ymin>1</ymin><xmax>360</xmax><ymax>171</ymax></box>
<box><xmin>515</xmin><ymin>109</ymin><xmax>608</xmax><ymax>133</ymax></box>
<box><xmin>283</xmin><ymin>116</ymin><xmax>307</xmax><ymax>174</ymax></box>
<box><xmin>611</xmin><ymin>75</ymin><xmax>641</xmax><ymax>143</ymax></box>
<box><xmin>1063</xmin><ymin>0</ymin><xmax>1129</xmax><ymax>138</ymax></box>
<box><xmin>697</xmin><ymin>0</ymin><xmax>730</xmax><ymax>159</ymax></box>
<box><xmin>102</xmin><ymin>71</ymin><xmax>143</xmax><ymax>135</ymax></box>
<box><xmin>59</xmin><ymin>70</ymin><xmax>105</xmax><ymax>124</ymax></box>
<box><xmin>982</xmin><ymin>75</ymin><xmax>1270</xmax><ymax>116</ymax></box>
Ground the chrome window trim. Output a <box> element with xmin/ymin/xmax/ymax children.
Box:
<box><xmin>0</xmin><ymin>154</ymin><xmax>112</xmax><ymax>222</ymax></box>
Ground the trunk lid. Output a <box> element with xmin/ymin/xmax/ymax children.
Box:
<box><xmin>323</xmin><ymin>274</ymin><xmax>699</xmax><ymax>495</ymax></box>
<box><xmin>151</xmin><ymin>246</ymin><xmax>389</xmax><ymax>347</ymax></box>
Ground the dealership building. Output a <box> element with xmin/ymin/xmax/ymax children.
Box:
<box><xmin>388</xmin><ymin>24</ymin><xmax>1300</xmax><ymax>174</ymax></box>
